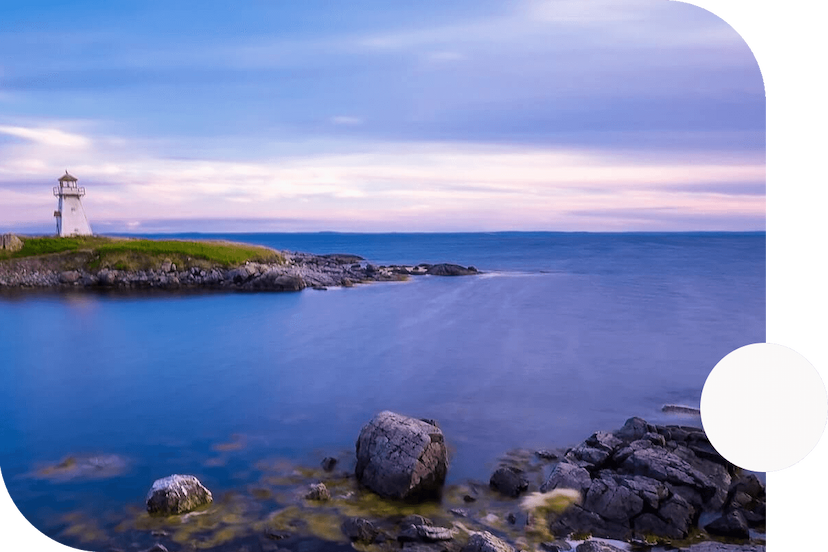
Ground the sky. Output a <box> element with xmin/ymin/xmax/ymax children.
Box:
<box><xmin>0</xmin><ymin>0</ymin><xmax>765</xmax><ymax>233</ymax></box>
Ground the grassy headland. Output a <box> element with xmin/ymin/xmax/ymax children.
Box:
<box><xmin>0</xmin><ymin>235</ymin><xmax>282</xmax><ymax>271</ymax></box>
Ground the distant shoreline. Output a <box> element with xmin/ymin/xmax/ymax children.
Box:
<box><xmin>0</xmin><ymin>234</ymin><xmax>479</xmax><ymax>292</ymax></box>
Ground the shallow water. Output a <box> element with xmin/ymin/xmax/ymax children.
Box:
<box><xmin>0</xmin><ymin>232</ymin><xmax>764</xmax><ymax>547</ymax></box>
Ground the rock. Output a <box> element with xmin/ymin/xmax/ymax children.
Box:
<box><xmin>161</xmin><ymin>260</ymin><xmax>172</xmax><ymax>272</ymax></box>
<box><xmin>490</xmin><ymin>466</ymin><xmax>529</xmax><ymax>497</ymax></box>
<box><xmin>535</xmin><ymin>450</ymin><xmax>559</xmax><ymax>460</ymax></box>
<box><xmin>681</xmin><ymin>543</ymin><xmax>766</xmax><ymax>552</ymax></box>
<box><xmin>0</xmin><ymin>234</ymin><xmax>23</xmax><ymax>252</ymax></box>
<box><xmin>398</xmin><ymin>524</ymin><xmax>455</xmax><ymax>542</ymax></box>
<box><xmin>304</xmin><ymin>482</ymin><xmax>330</xmax><ymax>501</ymax></box>
<box><xmin>355</xmin><ymin>411</ymin><xmax>448</xmax><ymax>500</ymax></box>
<box><xmin>341</xmin><ymin>517</ymin><xmax>378</xmax><ymax>543</ymax></box>
<box><xmin>583</xmin><ymin>475</ymin><xmax>644</xmax><ymax>522</ymax></box>
<box><xmin>146</xmin><ymin>474</ymin><xmax>212</xmax><ymax>515</ymax></box>
<box><xmin>540</xmin><ymin>461</ymin><xmax>592</xmax><ymax>494</ymax></box>
<box><xmin>321</xmin><ymin>456</ymin><xmax>338</xmax><ymax>472</ymax></box>
<box><xmin>97</xmin><ymin>269</ymin><xmax>117</xmax><ymax>286</ymax></box>
<box><xmin>426</xmin><ymin>264</ymin><xmax>478</xmax><ymax>276</ymax></box>
<box><xmin>245</xmin><ymin>272</ymin><xmax>306</xmax><ymax>291</ymax></box>
<box><xmin>619</xmin><ymin>448</ymin><xmax>714</xmax><ymax>495</ymax></box>
<box><xmin>461</xmin><ymin>531</ymin><xmax>515</xmax><ymax>552</ymax></box>
<box><xmin>139</xmin><ymin>545</ymin><xmax>169</xmax><ymax>552</ymax></box>
<box><xmin>548</xmin><ymin>504</ymin><xmax>631</xmax><ymax>540</ymax></box>
<box><xmin>449</xmin><ymin>508</ymin><xmax>468</xmax><ymax>517</ymax></box>
<box><xmin>575</xmin><ymin>541</ymin><xmax>627</xmax><ymax>552</ymax></box>
<box><xmin>704</xmin><ymin>510</ymin><xmax>750</xmax><ymax>539</ymax></box>
<box><xmin>614</xmin><ymin>417</ymin><xmax>657</xmax><ymax>442</ymax></box>
<box><xmin>401</xmin><ymin>515</ymin><xmax>433</xmax><ymax>526</ymax></box>
<box><xmin>59</xmin><ymin>270</ymin><xmax>81</xmax><ymax>283</ymax></box>
<box><xmin>540</xmin><ymin>541</ymin><xmax>572</xmax><ymax>551</ymax></box>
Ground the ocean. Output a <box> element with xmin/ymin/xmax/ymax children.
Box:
<box><xmin>0</xmin><ymin>232</ymin><xmax>765</xmax><ymax>547</ymax></box>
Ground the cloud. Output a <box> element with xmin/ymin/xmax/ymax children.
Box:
<box><xmin>330</xmin><ymin>116</ymin><xmax>363</xmax><ymax>126</ymax></box>
<box><xmin>0</xmin><ymin>125</ymin><xmax>90</xmax><ymax>148</ymax></box>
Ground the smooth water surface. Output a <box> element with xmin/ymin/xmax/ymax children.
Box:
<box><xmin>0</xmin><ymin>232</ymin><xmax>764</xmax><ymax>541</ymax></box>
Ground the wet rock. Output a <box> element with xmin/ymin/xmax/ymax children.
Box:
<box><xmin>704</xmin><ymin>510</ymin><xmax>750</xmax><ymax>539</ymax></box>
<box><xmin>304</xmin><ymin>482</ymin><xmax>330</xmax><ymax>501</ymax></box>
<box><xmin>426</xmin><ymin>264</ymin><xmax>478</xmax><ymax>276</ymax></box>
<box><xmin>490</xmin><ymin>466</ymin><xmax>529</xmax><ymax>497</ymax></box>
<box><xmin>398</xmin><ymin>524</ymin><xmax>455</xmax><ymax>542</ymax></box>
<box><xmin>680</xmin><ymin>543</ymin><xmax>765</xmax><ymax>552</ymax></box>
<box><xmin>341</xmin><ymin>517</ymin><xmax>378</xmax><ymax>543</ymax></box>
<box><xmin>535</xmin><ymin>450</ymin><xmax>559</xmax><ymax>460</ymax></box>
<box><xmin>146</xmin><ymin>474</ymin><xmax>213</xmax><ymax>515</ymax></box>
<box><xmin>575</xmin><ymin>541</ymin><xmax>627</xmax><ymax>552</ymax></box>
<box><xmin>449</xmin><ymin>508</ymin><xmax>468</xmax><ymax>517</ymax></box>
<box><xmin>139</xmin><ymin>545</ymin><xmax>169</xmax><ymax>552</ymax></box>
<box><xmin>355</xmin><ymin>410</ymin><xmax>448</xmax><ymax>500</ymax></box>
<box><xmin>321</xmin><ymin>456</ymin><xmax>338</xmax><ymax>472</ymax></box>
<box><xmin>245</xmin><ymin>272</ymin><xmax>305</xmax><ymax>291</ymax></box>
<box><xmin>460</xmin><ymin>531</ymin><xmax>515</xmax><ymax>552</ymax></box>
<box><xmin>540</xmin><ymin>540</ymin><xmax>572</xmax><ymax>551</ymax></box>
<box><xmin>548</xmin><ymin>504</ymin><xmax>631</xmax><ymax>540</ymax></box>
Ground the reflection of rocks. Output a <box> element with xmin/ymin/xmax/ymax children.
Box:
<box><xmin>146</xmin><ymin>474</ymin><xmax>213</xmax><ymax>515</ymax></box>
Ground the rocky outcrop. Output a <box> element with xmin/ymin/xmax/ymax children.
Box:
<box><xmin>0</xmin><ymin>248</ymin><xmax>479</xmax><ymax>291</ymax></box>
<box><xmin>146</xmin><ymin>474</ymin><xmax>213</xmax><ymax>515</ymax></box>
<box><xmin>304</xmin><ymin>482</ymin><xmax>330</xmax><ymax>501</ymax></box>
<box><xmin>426</xmin><ymin>263</ymin><xmax>478</xmax><ymax>276</ymax></box>
<box><xmin>541</xmin><ymin>417</ymin><xmax>765</xmax><ymax>542</ymax></box>
<box><xmin>355</xmin><ymin>411</ymin><xmax>449</xmax><ymax>500</ymax></box>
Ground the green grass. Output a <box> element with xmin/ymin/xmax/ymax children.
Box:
<box><xmin>1</xmin><ymin>236</ymin><xmax>282</xmax><ymax>270</ymax></box>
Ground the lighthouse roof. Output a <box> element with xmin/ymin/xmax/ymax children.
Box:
<box><xmin>58</xmin><ymin>171</ymin><xmax>78</xmax><ymax>182</ymax></box>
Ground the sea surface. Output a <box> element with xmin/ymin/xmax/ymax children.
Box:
<box><xmin>0</xmin><ymin>232</ymin><xmax>765</xmax><ymax>544</ymax></box>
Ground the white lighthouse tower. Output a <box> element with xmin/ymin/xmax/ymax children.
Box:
<box><xmin>53</xmin><ymin>171</ymin><xmax>93</xmax><ymax>236</ymax></box>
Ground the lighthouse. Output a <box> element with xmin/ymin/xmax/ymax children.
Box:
<box><xmin>53</xmin><ymin>171</ymin><xmax>93</xmax><ymax>236</ymax></box>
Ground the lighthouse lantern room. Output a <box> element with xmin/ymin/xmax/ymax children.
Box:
<box><xmin>54</xmin><ymin>171</ymin><xmax>93</xmax><ymax>236</ymax></box>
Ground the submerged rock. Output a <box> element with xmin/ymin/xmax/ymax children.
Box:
<box><xmin>355</xmin><ymin>411</ymin><xmax>448</xmax><ymax>500</ymax></box>
<box><xmin>146</xmin><ymin>474</ymin><xmax>213</xmax><ymax>515</ymax></box>
<box><xmin>341</xmin><ymin>517</ymin><xmax>379</xmax><ymax>543</ymax></box>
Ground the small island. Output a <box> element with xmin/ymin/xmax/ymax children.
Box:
<box><xmin>0</xmin><ymin>233</ymin><xmax>479</xmax><ymax>292</ymax></box>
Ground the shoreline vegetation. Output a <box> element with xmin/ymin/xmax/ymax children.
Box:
<box><xmin>0</xmin><ymin>234</ymin><xmax>479</xmax><ymax>291</ymax></box>
<box><xmin>35</xmin><ymin>414</ymin><xmax>765</xmax><ymax>552</ymax></box>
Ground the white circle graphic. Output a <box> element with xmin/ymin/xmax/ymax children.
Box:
<box><xmin>701</xmin><ymin>343</ymin><xmax>827</xmax><ymax>472</ymax></box>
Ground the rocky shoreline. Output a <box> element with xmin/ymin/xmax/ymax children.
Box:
<box><xmin>0</xmin><ymin>249</ymin><xmax>479</xmax><ymax>292</ymax></box>
<box><xmin>41</xmin><ymin>413</ymin><xmax>763</xmax><ymax>552</ymax></box>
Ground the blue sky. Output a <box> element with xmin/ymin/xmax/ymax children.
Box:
<box><xmin>0</xmin><ymin>0</ymin><xmax>765</xmax><ymax>232</ymax></box>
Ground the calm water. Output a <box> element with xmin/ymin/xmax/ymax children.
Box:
<box><xmin>0</xmin><ymin>232</ymin><xmax>764</xmax><ymax>540</ymax></box>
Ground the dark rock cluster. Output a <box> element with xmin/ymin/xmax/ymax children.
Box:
<box><xmin>539</xmin><ymin>417</ymin><xmax>765</xmax><ymax>542</ymax></box>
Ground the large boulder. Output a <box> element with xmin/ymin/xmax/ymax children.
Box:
<box><xmin>146</xmin><ymin>474</ymin><xmax>213</xmax><ymax>515</ymax></box>
<box><xmin>0</xmin><ymin>234</ymin><xmax>23</xmax><ymax>252</ymax></box>
<box><xmin>355</xmin><ymin>411</ymin><xmax>448</xmax><ymax>500</ymax></box>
